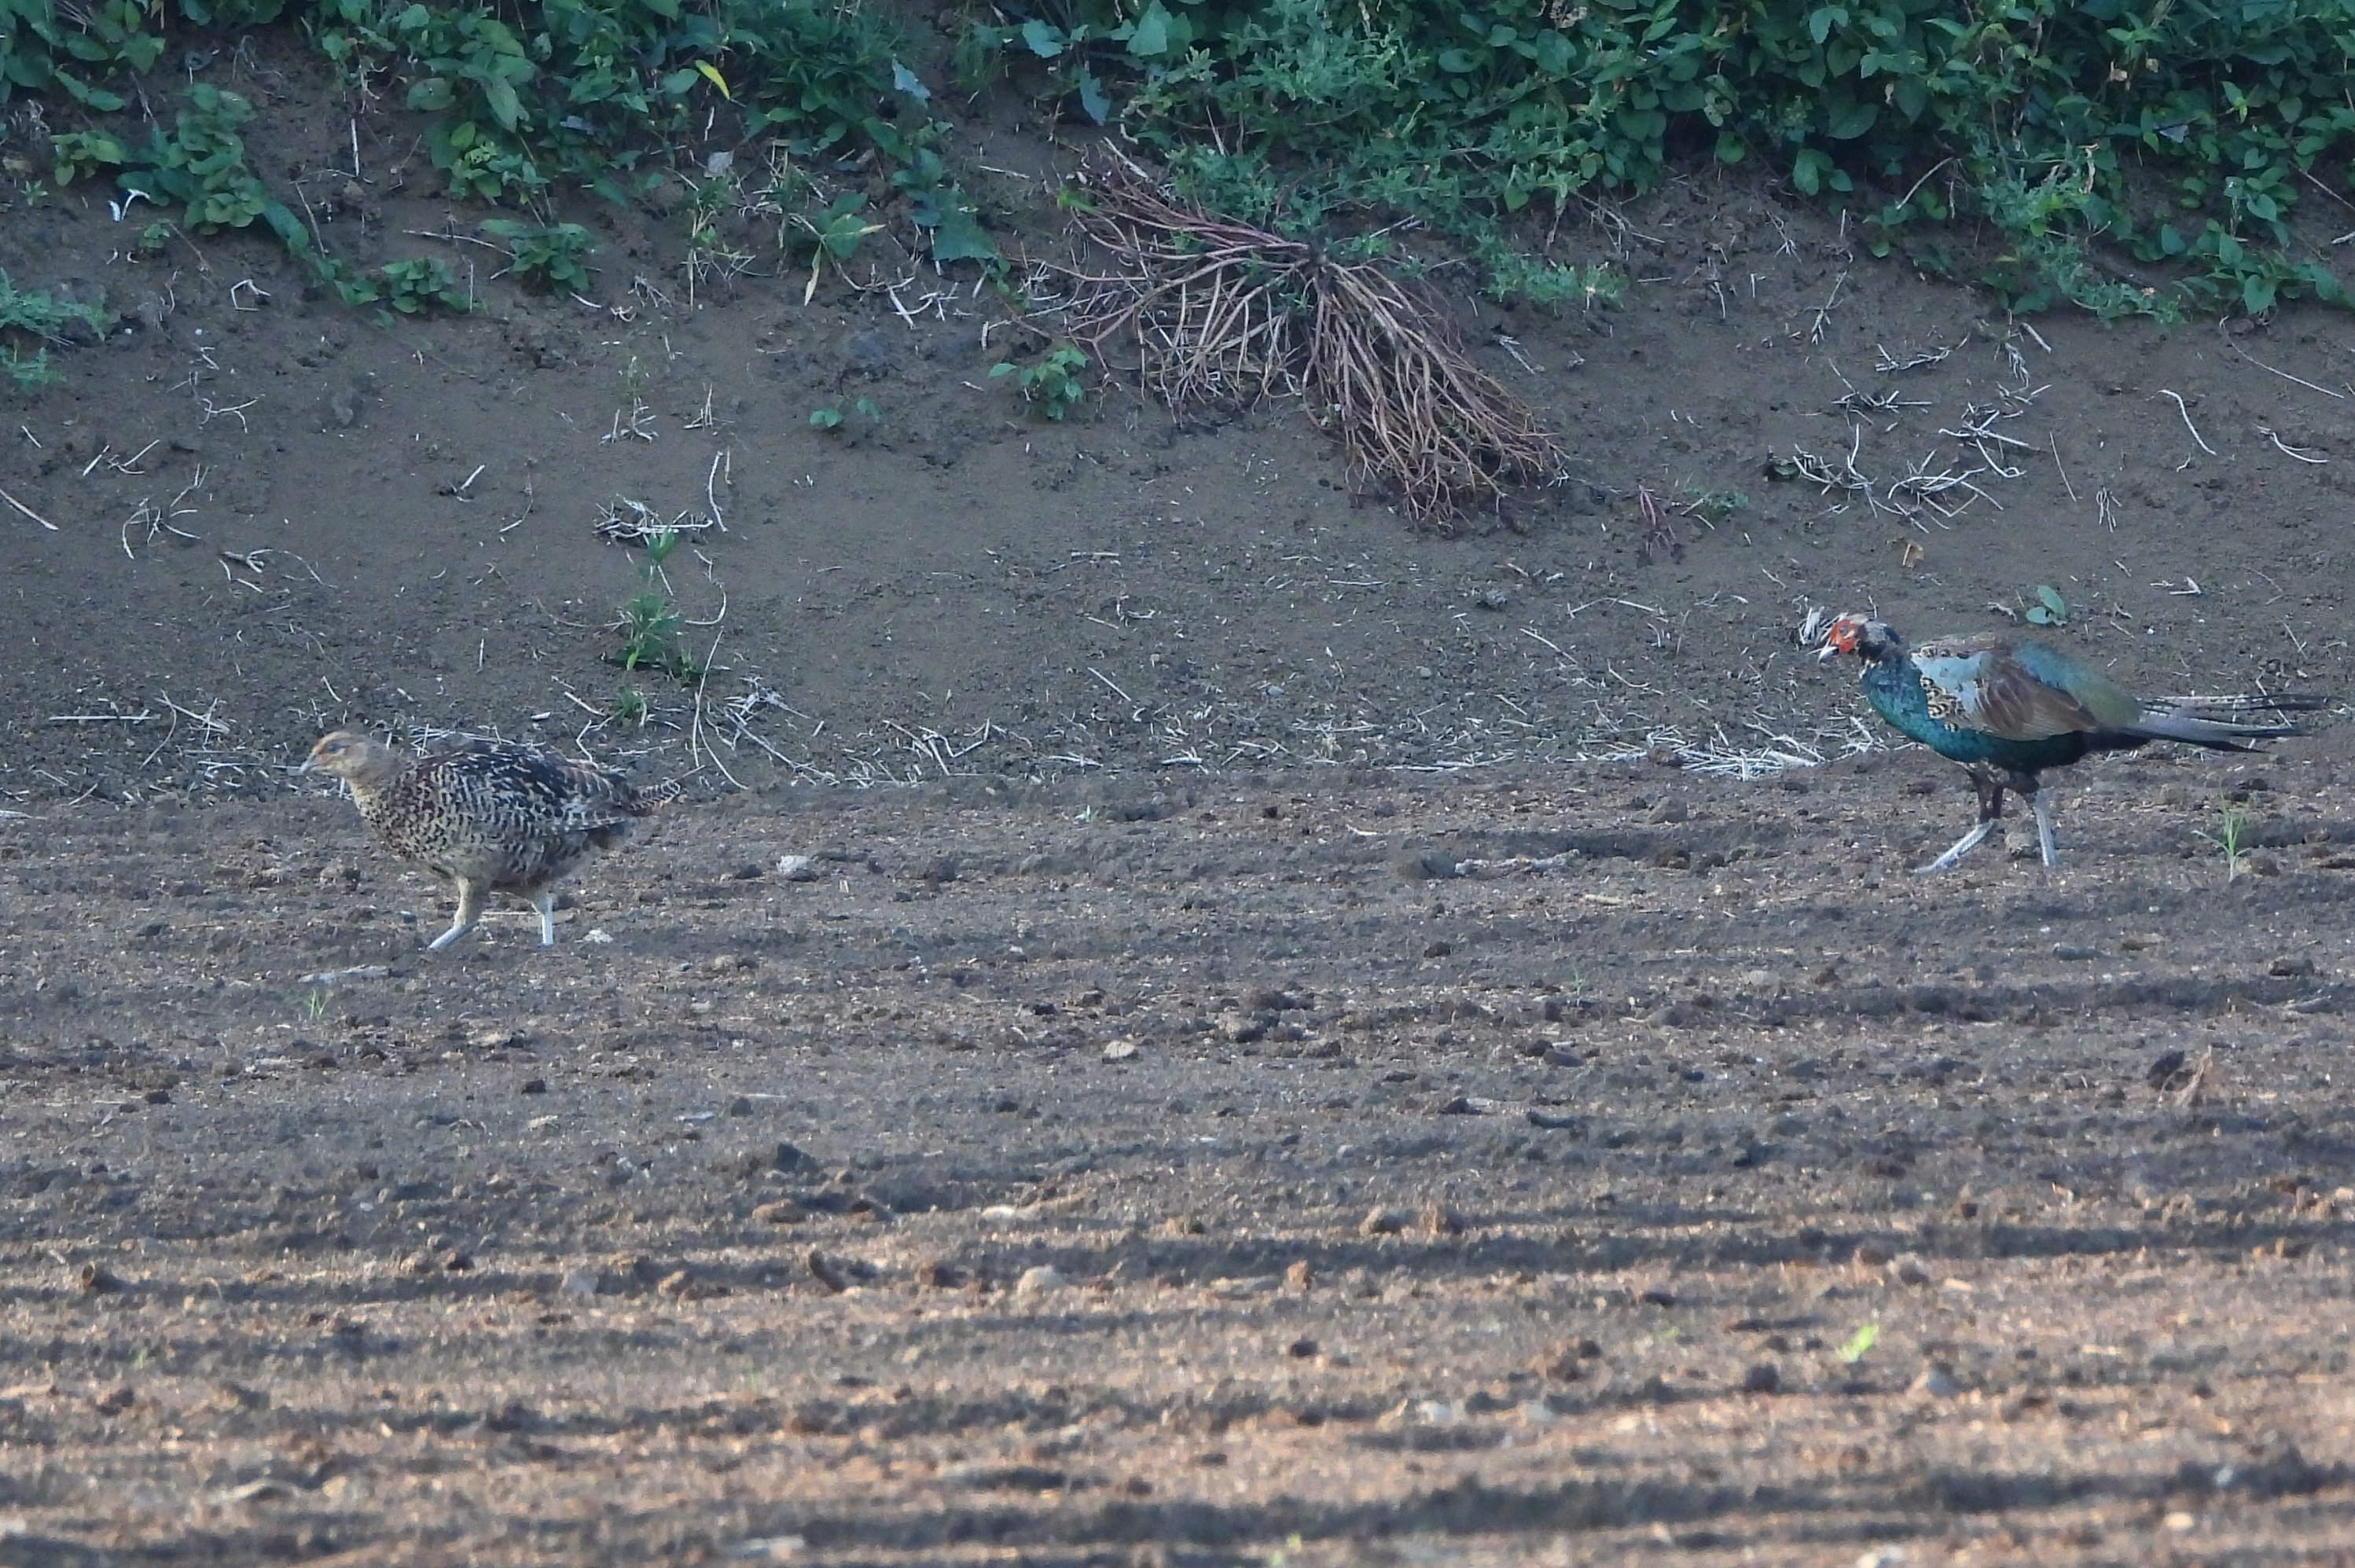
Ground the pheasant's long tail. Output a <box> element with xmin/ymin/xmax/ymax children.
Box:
<box><xmin>2151</xmin><ymin>690</ymin><xmax>2331</xmax><ymax>717</ymax></box>
<box><xmin>2127</xmin><ymin>708</ymin><xmax>2303</xmax><ymax>751</ymax></box>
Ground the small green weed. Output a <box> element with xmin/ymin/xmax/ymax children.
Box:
<box><xmin>809</xmin><ymin>396</ymin><xmax>880</xmax><ymax>432</ymax></box>
<box><xmin>1835</xmin><ymin>1324</ymin><xmax>1879</xmax><ymax>1365</ymax></box>
<box><xmin>788</xmin><ymin>192</ymin><xmax>884</xmax><ymax>280</ymax></box>
<box><xmin>681</xmin><ymin>171</ymin><xmax>753</xmax><ymax>303</ymax></box>
<box><xmin>0</xmin><ymin>269</ymin><xmax>107</xmax><ymax>391</ymax></box>
<box><xmin>1676</xmin><ymin>483</ymin><xmax>1750</xmax><ymax>525</ymax></box>
<box><xmin>2195</xmin><ymin>796</ymin><xmax>2250</xmax><ymax>882</ymax></box>
<box><xmin>611</xmin><ymin>686</ymin><xmax>649</xmax><ymax>725</ymax></box>
<box><xmin>480</xmin><ymin>219</ymin><xmax>597</xmax><ymax>294</ymax></box>
<box><xmin>991</xmin><ymin>344</ymin><xmax>1088</xmax><ymax>420</ymax></box>
<box><xmin>2023</xmin><ymin>585</ymin><xmax>2070</xmax><ymax>627</ymax></box>
<box><xmin>608</xmin><ymin>530</ymin><xmax>706</xmax><ymax>685</ymax></box>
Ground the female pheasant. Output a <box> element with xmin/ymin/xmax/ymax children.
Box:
<box><xmin>305</xmin><ymin>730</ymin><xmax>680</xmax><ymax>949</ymax></box>
<box><xmin>1817</xmin><ymin>613</ymin><xmax>2312</xmax><ymax>872</ymax></box>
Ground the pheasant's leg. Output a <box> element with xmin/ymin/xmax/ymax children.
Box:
<box><xmin>2028</xmin><ymin>788</ymin><xmax>2059</xmax><ymax>868</ymax></box>
<box><xmin>1916</xmin><ymin>773</ymin><xmax>2005</xmax><ymax>874</ymax></box>
<box><xmin>527</xmin><ymin>888</ymin><xmax>558</xmax><ymax>947</ymax></box>
<box><xmin>425</xmin><ymin>878</ymin><xmax>485</xmax><ymax>950</ymax></box>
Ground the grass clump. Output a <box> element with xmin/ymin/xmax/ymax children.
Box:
<box><xmin>2195</xmin><ymin>795</ymin><xmax>2250</xmax><ymax>883</ymax></box>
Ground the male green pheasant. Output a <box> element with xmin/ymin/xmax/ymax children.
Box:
<box><xmin>1817</xmin><ymin>613</ymin><xmax>2313</xmax><ymax>872</ymax></box>
<box><xmin>305</xmin><ymin>730</ymin><xmax>680</xmax><ymax>949</ymax></box>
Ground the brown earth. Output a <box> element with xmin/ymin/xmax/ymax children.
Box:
<box><xmin>5</xmin><ymin>34</ymin><xmax>2355</xmax><ymax>1568</ymax></box>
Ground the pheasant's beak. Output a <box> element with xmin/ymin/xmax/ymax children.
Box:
<box><xmin>1816</xmin><ymin>641</ymin><xmax>1842</xmax><ymax>662</ymax></box>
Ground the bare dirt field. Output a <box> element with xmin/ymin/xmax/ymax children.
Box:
<box><xmin>6</xmin><ymin>753</ymin><xmax>2355</xmax><ymax>1565</ymax></box>
<box><xmin>7</xmin><ymin>32</ymin><xmax>2355</xmax><ymax>1568</ymax></box>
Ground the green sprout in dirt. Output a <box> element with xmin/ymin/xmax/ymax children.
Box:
<box><xmin>2023</xmin><ymin>584</ymin><xmax>2070</xmax><ymax>627</ymax></box>
<box><xmin>2195</xmin><ymin>795</ymin><xmax>2250</xmax><ymax>882</ymax></box>
<box><xmin>608</xmin><ymin>529</ymin><xmax>707</xmax><ymax>687</ymax></box>
<box><xmin>682</xmin><ymin>170</ymin><xmax>754</xmax><ymax>303</ymax></box>
<box><xmin>611</xmin><ymin>687</ymin><xmax>651</xmax><ymax>726</ymax></box>
<box><xmin>1835</xmin><ymin>1323</ymin><xmax>1879</xmax><ymax>1364</ymax></box>
<box><xmin>810</xmin><ymin>396</ymin><xmax>881</xmax><ymax>433</ymax></box>
<box><xmin>1676</xmin><ymin>483</ymin><xmax>1750</xmax><ymax>525</ymax></box>
<box><xmin>991</xmin><ymin>343</ymin><xmax>1089</xmax><ymax>420</ymax></box>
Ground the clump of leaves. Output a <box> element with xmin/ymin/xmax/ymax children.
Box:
<box><xmin>481</xmin><ymin>219</ymin><xmax>597</xmax><ymax>293</ymax></box>
<box><xmin>991</xmin><ymin>344</ymin><xmax>1089</xmax><ymax>420</ymax></box>
<box><xmin>608</xmin><ymin>529</ymin><xmax>706</xmax><ymax>685</ymax></box>
<box><xmin>377</xmin><ymin>256</ymin><xmax>470</xmax><ymax>315</ymax></box>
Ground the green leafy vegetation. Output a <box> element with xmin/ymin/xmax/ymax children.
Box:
<box><xmin>992</xmin><ymin>343</ymin><xmax>1089</xmax><ymax>420</ymax></box>
<box><xmin>4</xmin><ymin>0</ymin><xmax>2346</xmax><ymax>343</ymax></box>
<box><xmin>0</xmin><ymin>269</ymin><xmax>107</xmax><ymax>391</ymax></box>
<box><xmin>964</xmin><ymin>0</ymin><xmax>2355</xmax><ymax>316</ymax></box>
<box><xmin>2023</xmin><ymin>584</ymin><xmax>2070</xmax><ymax>627</ymax></box>
<box><xmin>480</xmin><ymin>219</ymin><xmax>597</xmax><ymax>293</ymax></box>
<box><xmin>377</xmin><ymin>255</ymin><xmax>470</xmax><ymax>314</ymax></box>
<box><xmin>2</xmin><ymin>0</ymin><xmax>951</xmax><ymax>318</ymax></box>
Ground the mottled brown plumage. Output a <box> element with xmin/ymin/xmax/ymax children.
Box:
<box><xmin>305</xmin><ymin>729</ymin><xmax>679</xmax><ymax>949</ymax></box>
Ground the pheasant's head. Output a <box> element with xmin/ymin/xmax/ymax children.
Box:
<box><xmin>304</xmin><ymin>729</ymin><xmax>402</xmax><ymax>790</ymax></box>
<box><xmin>1816</xmin><ymin>612</ymin><xmax>1898</xmax><ymax>663</ymax></box>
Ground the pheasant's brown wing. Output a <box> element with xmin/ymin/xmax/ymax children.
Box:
<box><xmin>1909</xmin><ymin>634</ymin><xmax>2130</xmax><ymax>740</ymax></box>
<box><xmin>437</xmin><ymin>744</ymin><xmax>657</xmax><ymax>832</ymax></box>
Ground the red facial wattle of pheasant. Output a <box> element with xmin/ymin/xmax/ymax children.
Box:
<box><xmin>1816</xmin><ymin>612</ymin><xmax>2313</xmax><ymax>872</ymax></box>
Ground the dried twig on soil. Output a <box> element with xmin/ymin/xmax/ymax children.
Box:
<box><xmin>593</xmin><ymin>497</ymin><xmax>719</xmax><ymax>545</ymax></box>
<box><xmin>1049</xmin><ymin>171</ymin><xmax>1562</xmax><ymax>524</ymax></box>
<box><xmin>2158</xmin><ymin>389</ymin><xmax>2217</xmax><ymax>456</ymax></box>
<box><xmin>0</xmin><ymin>483</ymin><xmax>57</xmax><ymax>532</ymax></box>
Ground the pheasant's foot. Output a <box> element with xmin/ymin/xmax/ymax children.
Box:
<box><xmin>1916</xmin><ymin>818</ymin><xmax>2000</xmax><ymax>874</ymax></box>
<box><xmin>427</xmin><ymin>879</ymin><xmax>486</xmax><ymax>951</ymax></box>
<box><xmin>2030</xmin><ymin>795</ymin><xmax>2060</xmax><ymax>868</ymax></box>
<box><xmin>529</xmin><ymin>890</ymin><xmax>558</xmax><ymax>947</ymax></box>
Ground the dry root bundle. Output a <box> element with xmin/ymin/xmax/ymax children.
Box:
<box><xmin>1056</xmin><ymin>173</ymin><xmax>1563</xmax><ymax>525</ymax></box>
